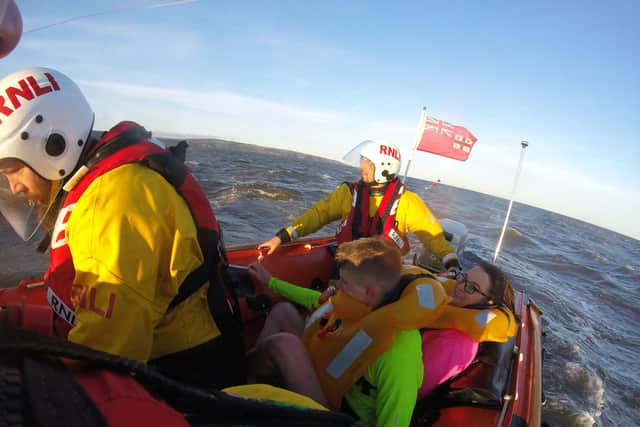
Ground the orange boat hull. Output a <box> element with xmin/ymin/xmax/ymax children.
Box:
<box><xmin>0</xmin><ymin>235</ymin><xmax>543</xmax><ymax>426</ymax></box>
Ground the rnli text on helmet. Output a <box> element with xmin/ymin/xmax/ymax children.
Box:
<box><xmin>0</xmin><ymin>72</ymin><xmax>60</xmax><ymax>124</ymax></box>
<box><xmin>380</xmin><ymin>144</ymin><xmax>400</xmax><ymax>161</ymax></box>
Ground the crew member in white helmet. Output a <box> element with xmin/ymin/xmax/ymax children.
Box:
<box><xmin>0</xmin><ymin>67</ymin><xmax>244</xmax><ymax>390</ymax></box>
<box><xmin>258</xmin><ymin>140</ymin><xmax>460</xmax><ymax>271</ymax></box>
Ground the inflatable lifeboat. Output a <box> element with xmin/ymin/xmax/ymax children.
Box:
<box><xmin>0</xmin><ymin>228</ymin><xmax>543</xmax><ymax>426</ymax></box>
<box><xmin>225</xmin><ymin>231</ymin><xmax>544</xmax><ymax>427</ymax></box>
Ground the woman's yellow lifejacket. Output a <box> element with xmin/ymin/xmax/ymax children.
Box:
<box><xmin>302</xmin><ymin>266</ymin><xmax>450</xmax><ymax>408</ymax></box>
<box><xmin>427</xmin><ymin>279</ymin><xmax>517</xmax><ymax>342</ymax></box>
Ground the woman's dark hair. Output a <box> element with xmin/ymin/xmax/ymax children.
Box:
<box><xmin>476</xmin><ymin>260</ymin><xmax>515</xmax><ymax>314</ymax></box>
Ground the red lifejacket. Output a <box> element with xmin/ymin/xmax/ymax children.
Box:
<box><xmin>335</xmin><ymin>179</ymin><xmax>407</xmax><ymax>251</ymax></box>
<box><xmin>45</xmin><ymin>121</ymin><xmax>239</xmax><ymax>338</ymax></box>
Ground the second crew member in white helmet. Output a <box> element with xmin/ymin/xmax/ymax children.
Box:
<box><xmin>258</xmin><ymin>140</ymin><xmax>460</xmax><ymax>272</ymax></box>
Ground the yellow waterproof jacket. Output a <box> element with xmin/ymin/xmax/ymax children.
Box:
<box><xmin>427</xmin><ymin>279</ymin><xmax>517</xmax><ymax>342</ymax></box>
<box><xmin>284</xmin><ymin>183</ymin><xmax>456</xmax><ymax>261</ymax></box>
<box><xmin>66</xmin><ymin>163</ymin><xmax>219</xmax><ymax>362</ymax></box>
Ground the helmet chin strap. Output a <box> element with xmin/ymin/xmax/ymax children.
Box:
<box><xmin>368</xmin><ymin>181</ymin><xmax>389</xmax><ymax>196</ymax></box>
<box><xmin>35</xmin><ymin>184</ymin><xmax>65</xmax><ymax>253</ymax></box>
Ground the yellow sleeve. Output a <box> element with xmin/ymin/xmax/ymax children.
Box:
<box><xmin>396</xmin><ymin>191</ymin><xmax>456</xmax><ymax>263</ymax></box>
<box><xmin>66</xmin><ymin>164</ymin><xmax>218</xmax><ymax>362</ymax></box>
<box><xmin>428</xmin><ymin>303</ymin><xmax>517</xmax><ymax>342</ymax></box>
<box><xmin>286</xmin><ymin>183</ymin><xmax>353</xmax><ymax>239</ymax></box>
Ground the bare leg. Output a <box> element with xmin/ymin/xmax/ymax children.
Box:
<box><xmin>255</xmin><ymin>302</ymin><xmax>305</xmax><ymax>345</ymax></box>
<box><xmin>249</xmin><ymin>332</ymin><xmax>329</xmax><ymax>408</ymax></box>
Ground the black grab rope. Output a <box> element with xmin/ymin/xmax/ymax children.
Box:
<box><xmin>0</xmin><ymin>326</ymin><xmax>354</xmax><ymax>426</ymax></box>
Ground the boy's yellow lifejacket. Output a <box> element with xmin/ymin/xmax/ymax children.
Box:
<box><xmin>302</xmin><ymin>266</ymin><xmax>449</xmax><ymax>407</ymax></box>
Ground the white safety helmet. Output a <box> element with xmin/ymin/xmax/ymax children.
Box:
<box><xmin>0</xmin><ymin>67</ymin><xmax>94</xmax><ymax>180</ymax></box>
<box><xmin>343</xmin><ymin>139</ymin><xmax>402</xmax><ymax>184</ymax></box>
<box><xmin>0</xmin><ymin>67</ymin><xmax>94</xmax><ymax>240</ymax></box>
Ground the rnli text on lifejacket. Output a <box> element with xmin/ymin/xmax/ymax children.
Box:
<box><xmin>71</xmin><ymin>284</ymin><xmax>117</xmax><ymax>319</ymax></box>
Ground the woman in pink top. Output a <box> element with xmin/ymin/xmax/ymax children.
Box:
<box><xmin>419</xmin><ymin>260</ymin><xmax>514</xmax><ymax>398</ymax></box>
<box><xmin>419</xmin><ymin>329</ymin><xmax>478</xmax><ymax>397</ymax></box>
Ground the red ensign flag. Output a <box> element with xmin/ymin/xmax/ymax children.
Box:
<box><xmin>416</xmin><ymin>115</ymin><xmax>477</xmax><ymax>161</ymax></box>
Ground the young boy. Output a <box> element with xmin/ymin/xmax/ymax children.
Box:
<box><xmin>248</xmin><ymin>237</ymin><xmax>449</xmax><ymax>427</ymax></box>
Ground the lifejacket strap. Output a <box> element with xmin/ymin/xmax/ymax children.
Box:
<box><xmin>166</xmin><ymin>263</ymin><xmax>209</xmax><ymax>312</ymax></box>
<box><xmin>82</xmin><ymin>125</ymin><xmax>150</xmax><ymax>170</ymax></box>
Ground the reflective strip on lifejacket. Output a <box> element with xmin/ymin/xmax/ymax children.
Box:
<box><xmin>305</xmin><ymin>303</ymin><xmax>333</xmax><ymax>330</ymax></box>
<box><xmin>389</xmin><ymin>186</ymin><xmax>403</xmax><ymax>216</ymax></box>
<box><xmin>47</xmin><ymin>287</ymin><xmax>76</xmax><ymax>327</ymax></box>
<box><xmin>386</xmin><ymin>228</ymin><xmax>405</xmax><ymax>250</ymax></box>
<box><xmin>351</xmin><ymin>188</ymin><xmax>358</xmax><ymax>207</ymax></box>
<box><xmin>50</xmin><ymin>203</ymin><xmax>75</xmax><ymax>250</ymax></box>
<box><xmin>416</xmin><ymin>284</ymin><xmax>436</xmax><ymax>309</ymax></box>
<box><xmin>326</xmin><ymin>329</ymin><xmax>373</xmax><ymax>379</ymax></box>
<box><xmin>475</xmin><ymin>310</ymin><xmax>497</xmax><ymax>328</ymax></box>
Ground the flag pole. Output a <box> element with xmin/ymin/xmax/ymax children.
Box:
<box><xmin>492</xmin><ymin>141</ymin><xmax>529</xmax><ymax>264</ymax></box>
<box><xmin>401</xmin><ymin>106</ymin><xmax>427</xmax><ymax>184</ymax></box>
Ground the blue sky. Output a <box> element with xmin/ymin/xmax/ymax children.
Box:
<box><xmin>2</xmin><ymin>0</ymin><xmax>639</xmax><ymax>239</ymax></box>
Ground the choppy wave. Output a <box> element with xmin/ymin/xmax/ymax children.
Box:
<box><xmin>564</xmin><ymin>362</ymin><xmax>605</xmax><ymax>416</ymax></box>
<box><xmin>265</xmin><ymin>168</ymin><xmax>308</xmax><ymax>179</ymax></box>
<box><xmin>581</xmin><ymin>247</ymin><xmax>609</xmax><ymax>264</ymax></box>
<box><xmin>492</xmin><ymin>226</ymin><xmax>542</xmax><ymax>249</ymax></box>
<box><xmin>596</xmin><ymin>289</ymin><xmax>640</xmax><ymax>319</ymax></box>
<box><xmin>542</xmin><ymin>400</ymin><xmax>596</xmax><ymax>427</ymax></box>
<box><xmin>528</xmin><ymin>257</ymin><xmax>607</xmax><ymax>286</ymax></box>
<box><xmin>211</xmin><ymin>182</ymin><xmax>302</xmax><ymax>204</ymax></box>
<box><xmin>542</xmin><ymin>359</ymin><xmax>605</xmax><ymax>426</ymax></box>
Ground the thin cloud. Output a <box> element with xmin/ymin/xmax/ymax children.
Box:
<box><xmin>22</xmin><ymin>20</ymin><xmax>204</xmax><ymax>60</ymax></box>
<box><xmin>79</xmin><ymin>79</ymin><xmax>350</xmax><ymax>125</ymax></box>
<box><xmin>255</xmin><ymin>32</ymin><xmax>350</xmax><ymax>59</ymax></box>
<box><xmin>24</xmin><ymin>0</ymin><xmax>200</xmax><ymax>34</ymax></box>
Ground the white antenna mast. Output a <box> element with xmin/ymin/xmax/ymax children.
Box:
<box><xmin>492</xmin><ymin>141</ymin><xmax>529</xmax><ymax>264</ymax></box>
